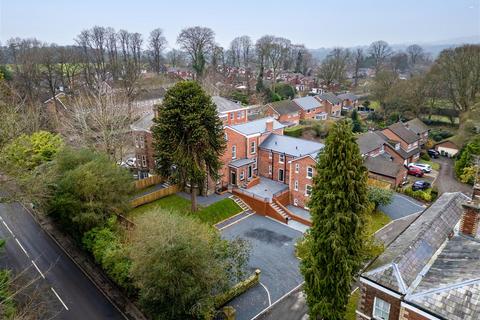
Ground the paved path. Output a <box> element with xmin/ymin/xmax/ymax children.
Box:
<box><xmin>379</xmin><ymin>193</ymin><xmax>425</xmax><ymax>220</ymax></box>
<box><xmin>0</xmin><ymin>201</ymin><xmax>126</xmax><ymax>320</ymax></box>
<box><xmin>433</xmin><ymin>157</ymin><xmax>472</xmax><ymax>195</ymax></box>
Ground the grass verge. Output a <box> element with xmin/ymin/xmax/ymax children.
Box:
<box><xmin>367</xmin><ymin>210</ymin><xmax>391</xmax><ymax>235</ymax></box>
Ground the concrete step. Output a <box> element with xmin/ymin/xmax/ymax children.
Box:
<box><xmin>229</xmin><ymin>195</ymin><xmax>251</xmax><ymax>212</ymax></box>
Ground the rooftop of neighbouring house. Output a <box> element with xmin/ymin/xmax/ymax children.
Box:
<box><xmin>337</xmin><ymin>92</ymin><xmax>358</xmax><ymax>101</ymax></box>
<box><xmin>405</xmin><ymin>118</ymin><xmax>429</xmax><ymax>135</ymax></box>
<box><xmin>356</xmin><ymin>131</ymin><xmax>386</xmax><ymax>155</ymax></box>
<box><xmin>363</xmin><ymin>191</ymin><xmax>480</xmax><ymax>320</ymax></box>
<box><xmin>364</xmin><ymin>155</ymin><xmax>404</xmax><ymax>178</ymax></box>
<box><xmin>212</xmin><ymin>96</ymin><xmax>245</xmax><ymax>113</ymax></box>
<box><xmin>292</xmin><ymin>96</ymin><xmax>322</xmax><ymax>111</ymax></box>
<box><xmin>385</xmin><ymin>122</ymin><xmax>419</xmax><ymax>144</ymax></box>
<box><xmin>130</xmin><ymin>112</ymin><xmax>155</xmax><ymax>132</ymax></box>
<box><xmin>267</xmin><ymin>99</ymin><xmax>302</xmax><ymax>115</ymax></box>
<box><xmin>259</xmin><ymin>133</ymin><xmax>324</xmax><ymax>158</ymax></box>
<box><xmin>229</xmin><ymin>117</ymin><xmax>285</xmax><ymax>136</ymax></box>
<box><xmin>316</xmin><ymin>92</ymin><xmax>342</xmax><ymax>105</ymax></box>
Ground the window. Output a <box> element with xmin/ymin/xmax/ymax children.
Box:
<box><xmin>293</xmin><ymin>198</ymin><xmax>298</xmax><ymax>206</ymax></box>
<box><xmin>294</xmin><ymin>180</ymin><xmax>298</xmax><ymax>191</ymax></box>
<box><xmin>250</xmin><ymin>141</ymin><xmax>256</xmax><ymax>154</ymax></box>
<box><xmin>232</xmin><ymin>145</ymin><xmax>237</xmax><ymax>159</ymax></box>
<box><xmin>295</xmin><ymin>163</ymin><xmax>300</xmax><ymax>173</ymax></box>
<box><xmin>373</xmin><ymin>297</ymin><xmax>390</xmax><ymax>320</ymax></box>
<box><xmin>141</xmin><ymin>155</ymin><xmax>147</xmax><ymax>167</ymax></box>
<box><xmin>140</xmin><ymin>136</ymin><xmax>145</xmax><ymax>149</ymax></box>
<box><xmin>269</xmin><ymin>152</ymin><xmax>272</xmax><ymax>160</ymax></box>
<box><xmin>225</xmin><ymin>133</ymin><xmax>228</xmax><ymax>141</ymax></box>
<box><xmin>395</xmin><ymin>143</ymin><xmax>400</xmax><ymax>150</ymax></box>
<box><xmin>279</xmin><ymin>154</ymin><xmax>285</xmax><ymax>164</ymax></box>
<box><xmin>268</xmin><ymin>165</ymin><xmax>272</xmax><ymax>175</ymax></box>
<box><xmin>253</xmin><ymin>157</ymin><xmax>257</xmax><ymax>169</ymax></box>
<box><xmin>230</xmin><ymin>112</ymin><xmax>234</xmax><ymax>120</ymax></box>
<box><xmin>278</xmin><ymin>169</ymin><xmax>284</xmax><ymax>182</ymax></box>
<box><xmin>307</xmin><ymin>166</ymin><xmax>313</xmax><ymax>179</ymax></box>
<box><xmin>305</xmin><ymin>185</ymin><xmax>312</xmax><ymax>196</ymax></box>
<box><xmin>134</xmin><ymin>135</ymin><xmax>139</xmax><ymax>148</ymax></box>
<box><xmin>240</xmin><ymin>170</ymin><xmax>244</xmax><ymax>180</ymax></box>
<box><xmin>237</xmin><ymin>111</ymin><xmax>242</xmax><ymax>119</ymax></box>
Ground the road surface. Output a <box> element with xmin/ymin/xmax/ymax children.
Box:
<box><xmin>0</xmin><ymin>201</ymin><xmax>126</xmax><ymax>320</ymax></box>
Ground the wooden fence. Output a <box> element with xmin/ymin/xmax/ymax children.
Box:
<box><xmin>134</xmin><ymin>175</ymin><xmax>163</xmax><ymax>190</ymax></box>
<box><xmin>130</xmin><ymin>184</ymin><xmax>180</xmax><ymax>208</ymax></box>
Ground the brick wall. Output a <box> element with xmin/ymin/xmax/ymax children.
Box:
<box><xmin>133</xmin><ymin>131</ymin><xmax>155</xmax><ymax>172</ymax></box>
<box><xmin>384</xmin><ymin>144</ymin><xmax>407</xmax><ymax>165</ymax></box>
<box><xmin>225</xmin><ymin>109</ymin><xmax>248</xmax><ymax>126</ymax></box>
<box><xmin>359</xmin><ymin>282</ymin><xmax>402</xmax><ymax>320</ymax></box>
<box><xmin>399</xmin><ymin>306</ymin><xmax>430</xmax><ymax>320</ymax></box>
<box><xmin>382</xmin><ymin>129</ymin><xmax>408</xmax><ymax>151</ymax></box>
<box><xmin>289</xmin><ymin>157</ymin><xmax>316</xmax><ymax>208</ymax></box>
<box><xmin>257</xmin><ymin>149</ymin><xmax>291</xmax><ymax>184</ymax></box>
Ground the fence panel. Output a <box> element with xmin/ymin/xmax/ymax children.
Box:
<box><xmin>134</xmin><ymin>175</ymin><xmax>163</xmax><ymax>190</ymax></box>
<box><xmin>130</xmin><ymin>185</ymin><xmax>180</xmax><ymax>208</ymax></box>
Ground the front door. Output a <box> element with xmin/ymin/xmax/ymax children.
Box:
<box><xmin>231</xmin><ymin>171</ymin><xmax>237</xmax><ymax>185</ymax></box>
<box><xmin>248</xmin><ymin>165</ymin><xmax>252</xmax><ymax>179</ymax></box>
<box><xmin>278</xmin><ymin>169</ymin><xmax>284</xmax><ymax>182</ymax></box>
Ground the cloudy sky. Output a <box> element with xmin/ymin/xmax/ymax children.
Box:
<box><xmin>1</xmin><ymin>0</ymin><xmax>479</xmax><ymax>48</ymax></box>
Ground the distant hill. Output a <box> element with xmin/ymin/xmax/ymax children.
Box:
<box><xmin>310</xmin><ymin>35</ymin><xmax>480</xmax><ymax>61</ymax></box>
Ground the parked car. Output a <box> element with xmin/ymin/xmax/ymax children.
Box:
<box><xmin>126</xmin><ymin>157</ymin><xmax>136</xmax><ymax>167</ymax></box>
<box><xmin>408</xmin><ymin>163</ymin><xmax>432</xmax><ymax>173</ymax></box>
<box><xmin>427</xmin><ymin>149</ymin><xmax>439</xmax><ymax>158</ymax></box>
<box><xmin>408</xmin><ymin>167</ymin><xmax>424</xmax><ymax>177</ymax></box>
<box><xmin>412</xmin><ymin>180</ymin><xmax>431</xmax><ymax>191</ymax></box>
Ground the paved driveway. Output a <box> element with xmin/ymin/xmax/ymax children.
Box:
<box><xmin>433</xmin><ymin>157</ymin><xmax>472</xmax><ymax>195</ymax></box>
<box><xmin>379</xmin><ymin>193</ymin><xmax>425</xmax><ymax>220</ymax></box>
<box><xmin>221</xmin><ymin>214</ymin><xmax>304</xmax><ymax>320</ymax></box>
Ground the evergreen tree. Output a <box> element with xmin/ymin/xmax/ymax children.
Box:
<box><xmin>351</xmin><ymin>109</ymin><xmax>363</xmax><ymax>133</ymax></box>
<box><xmin>301</xmin><ymin>120</ymin><xmax>369</xmax><ymax>320</ymax></box>
<box><xmin>152</xmin><ymin>81</ymin><xmax>225</xmax><ymax>211</ymax></box>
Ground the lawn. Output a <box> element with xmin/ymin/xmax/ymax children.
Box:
<box><xmin>345</xmin><ymin>289</ymin><xmax>360</xmax><ymax>320</ymax></box>
<box><xmin>419</xmin><ymin>159</ymin><xmax>441</xmax><ymax>171</ymax></box>
<box><xmin>128</xmin><ymin>194</ymin><xmax>242</xmax><ymax>226</ymax></box>
<box><xmin>367</xmin><ymin>210</ymin><xmax>391</xmax><ymax>235</ymax></box>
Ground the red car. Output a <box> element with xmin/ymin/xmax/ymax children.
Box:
<box><xmin>408</xmin><ymin>166</ymin><xmax>424</xmax><ymax>177</ymax></box>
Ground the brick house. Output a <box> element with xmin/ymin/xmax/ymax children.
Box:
<box><xmin>264</xmin><ymin>100</ymin><xmax>302</xmax><ymax>126</ymax></box>
<box><xmin>130</xmin><ymin>112</ymin><xmax>155</xmax><ymax>179</ymax></box>
<box><xmin>356</xmin><ymin>131</ymin><xmax>407</xmax><ymax>187</ymax></box>
<box><xmin>337</xmin><ymin>92</ymin><xmax>359</xmax><ymax>111</ymax></box>
<box><xmin>380</xmin><ymin>122</ymin><xmax>421</xmax><ymax>165</ymax></box>
<box><xmin>315</xmin><ymin>92</ymin><xmax>342</xmax><ymax>117</ymax></box>
<box><xmin>213</xmin><ymin>96</ymin><xmax>249</xmax><ymax>126</ymax></box>
<box><xmin>357</xmin><ymin>188</ymin><xmax>480</xmax><ymax>320</ymax></box>
<box><xmin>405</xmin><ymin>118</ymin><xmax>430</xmax><ymax>146</ymax></box>
<box><xmin>293</xmin><ymin>96</ymin><xmax>328</xmax><ymax>120</ymax></box>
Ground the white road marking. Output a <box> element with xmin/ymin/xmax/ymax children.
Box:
<box><xmin>2</xmin><ymin>220</ymin><xmax>14</xmax><ymax>237</ymax></box>
<box><xmin>15</xmin><ymin>238</ymin><xmax>29</xmax><ymax>257</ymax></box>
<box><xmin>51</xmin><ymin>287</ymin><xmax>69</xmax><ymax>310</ymax></box>
<box><xmin>259</xmin><ymin>282</ymin><xmax>272</xmax><ymax>306</ymax></box>
<box><xmin>218</xmin><ymin>212</ymin><xmax>254</xmax><ymax>230</ymax></box>
<box><xmin>32</xmin><ymin>260</ymin><xmax>45</xmax><ymax>279</ymax></box>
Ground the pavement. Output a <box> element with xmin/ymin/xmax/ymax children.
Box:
<box><xmin>433</xmin><ymin>157</ymin><xmax>472</xmax><ymax>195</ymax></box>
<box><xmin>0</xmin><ymin>201</ymin><xmax>126</xmax><ymax>320</ymax></box>
<box><xmin>177</xmin><ymin>191</ymin><xmax>231</xmax><ymax>206</ymax></box>
<box><xmin>379</xmin><ymin>193</ymin><xmax>425</xmax><ymax>220</ymax></box>
<box><xmin>221</xmin><ymin>214</ymin><xmax>304</xmax><ymax>320</ymax></box>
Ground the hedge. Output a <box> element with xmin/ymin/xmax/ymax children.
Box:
<box><xmin>284</xmin><ymin>126</ymin><xmax>304</xmax><ymax>138</ymax></box>
<box><xmin>402</xmin><ymin>186</ymin><xmax>438</xmax><ymax>203</ymax></box>
<box><xmin>215</xmin><ymin>269</ymin><xmax>261</xmax><ymax>308</ymax></box>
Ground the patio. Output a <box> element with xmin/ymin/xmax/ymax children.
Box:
<box><xmin>242</xmin><ymin>177</ymin><xmax>288</xmax><ymax>201</ymax></box>
<box><xmin>286</xmin><ymin>205</ymin><xmax>311</xmax><ymax>221</ymax></box>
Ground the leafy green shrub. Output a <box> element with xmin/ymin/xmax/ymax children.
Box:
<box><xmin>455</xmin><ymin>136</ymin><xmax>480</xmax><ymax>184</ymax></box>
<box><xmin>403</xmin><ymin>187</ymin><xmax>432</xmax><ymax>202</ymax></box>
<box><xmin>367</xmin><ymin>186</ymin><xmax>393</xmax><ymax>209</ymax></box>
<box><xmin>214</xmin><ymin>269</ymin><xmax>260</xmax><ymax>308</ymax></box>
<box><xmin>429</xmin><ymin>129</ymin><xmax>453</xmax><ymax>142</ymax></box>
<box><xmin>420</xmin><ymin>151</ymin><xmax>431</xmax><ymax>161</ymax></box>
<box><xmin>285</xmin><ymin>126</ymin><xmax>304</xmax><ymax>137</ymax></box>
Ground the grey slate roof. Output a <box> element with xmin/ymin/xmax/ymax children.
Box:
<box><xmin>377</xmin><ymin>131</ymin><xmax>420</xmax><ymax>160</ymax></box>
<box><xmin>130</xmin><ymin>112</ymin><xmax>154</xmax><ymax>132</ymax></box>
<box><xmin>337</xmin><ymin>92</ymin><xmax>358</xmax><ymax>101</ymax></box>
<box><xmin>292</xmin><ymin>96</ymin><xmax>322</xmax><ymax>111</ymax></box>
<box><xmin>356</xmin><ymin>131</ymin><xmax>386</xmax><ymax>155</ymax></box>
<box><xmin>259</xmin><ymin>134</ymin><xmax>324</xmax><ymax>158</ymax></box>
<box><xmin>405</xmin><ymin>118</ymin><xmax>429</xmax><ymax>135</ymax></box>
<box><xmin>212</xmin><ymin>96</ymin><xmax>245</xmax><ymax>113</ymax></box>
<box><xmin>229</xmin><ymin>117</ymin><xmax>285</xmax><ymax>136</ymax></box>
<box><xmin>365</xmin><ymin>192</ymin><xmax>470</xmax><ymax>293</ymax></box>
<box><xmin>229</xmin><ymin>158</ymin><xmax>255</xmax><ymax>168</ymax></box>
<box><xmin>317</xmin><ymin>92</ymin><xmax>342</xmax><ymax>105</ymax></box>
<box><xmin>267</xmin><ymin>100</ymin><xmax>302</xmax><ymax>115</ymax></box>
<box><xmin>386</xmin><ymin>122</ymin><xmax>419</xmax><ymax>144</ymax></box>
<box><xmin>364</xmin><ymin>156</ymin><xmax>404</xmax><ymax>178</ymax></box>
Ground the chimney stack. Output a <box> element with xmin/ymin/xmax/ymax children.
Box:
<box><xmin>266</xmin><ymin>119</ymin><xmax>274</xmax><ymax>132</ymax></box>
<box><xmin>461</xmin><ymin>184</ymin><xmax>480</xmax><ymax>238</ymax></box>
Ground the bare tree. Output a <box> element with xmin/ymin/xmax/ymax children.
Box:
<box><xmin>319</xmin><ymin>48</ymin><xmax>350</xmax><ymax>87</ymax></box>
<box><xmin>177</xmin><ymin>26</ymin><xmax>215</xmax><ymax>80</ymax></box>
<box><xmin>148</xmin><ymin>28</ymin><xmax>167</xmax><ymax>74</ymax></box>
<box><xmin>352</xmin><ymin>48</ymin><xmax>364</xmax><ymax>87</ymax></box>
<box><xmin>105</xmin><ymin>27</ymin><xmax>120</xmax><ymax>80</ymax></box>
<box><xmin>390</xmin><ymin>51</ymin><xmax>409</xmax><ymax>75</ymax></box>
<box><xmin>65</xmin><ymin>90</ymin><xmax>131</xmax><ymax>160</ymax></box>
<box><xmin>255</xmin><ymin>35</ymin><xmax>274</xmax><ymax>81</ymax></box>
<box><xmin>406</xmin><ymin>44</ymin><xmax>425</xmax><ymax>68</ymax></box>
<box><xmin>268</xmin><ymin>37</ymin><xmax>291</xmax><ymax>91</ymax></box>
<box><xmin>368</xmin><ymin>40</ymin><xmax>393</xmax><ymax>73</ymax></box>
<box><xmin>166</xmin><ymin>49</ymin><xmax>187</xmax><ymax>68</ymax></box>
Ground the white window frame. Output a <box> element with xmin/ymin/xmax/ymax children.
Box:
<box><xmin>293</xmin><ymin>198</ymin><xmax>298</xmax><ymax>206</ymax></box>
<box><xmin>140</xmin><ymin>136</ymin><xmax>145</xmax><ymax>149</ymax></box>
<box><xmin>305</xmin><ymin>184</ymin><xmax>312</xmax><ymax>196</ymax></box>
<box><xmin>279</xmin><ymin>154</ymin><xmax>285</xmax><ymax>164</ymax></box>
<box><xmin>141</xmin><ymin>155</ymin><xmax>147</xmax><ymax>167</ymax></box>
<box><xmin>278</xmin><ymin>168</ymin><xmax>284</xmax><ymax>182</ymax></box>
<box><xmin>253</xmin><ymin>157</ymin><xmax>257</xmax><ymax>169</ymax></box>
<box><xmin>373</xmin><ymin>297</ymin><xmax>391</xmax><ymax>320</ymax></box>
<box><xmin>134</xmin><ymin>135</ymin><xmax>139</xmax><ymax>148</ymax></box>
<box><xmin>250</xmin><ymin>141</ymin><xmax>256</xmax><ymax>154</ymax></box>
<box><xmin>237</xmin><ymin>111</ymin><xmax>242</xmax><ymax>119</ymax></box>
<box><xmin>306</xmin><ymin>166</ymin><xmax>313</xmax><ymax>179</ymax></box>
<box><xmin>230</xmin><ymin>112</ymin><xmax>234</xmax><ymax>120</ymax></box>
<box><xmin>232</xmin><ymin>145</ymin><xmax>237</xmax><ymax>159</ymax></box>
<box><xmin>295</xmin><ymin>163</ymin><xmax>299</xmax><ymax>173</ymax></box>
<box><xmin>225</xmin><ymin>132</ymin><xmax>228</xmax><ymax>141</ymax></box>
<box><xmin>294</xmin><ymin>180</ymin><xmax>298</xmax><ymax>191</ymax></box>
<box><xmin>269</xmin><ymin>152</ymin><xmax>272</xmax><ymax>160</ymax></box>
<box><xmin>240</xmin><ymin>170</ymin><xmax>245</xmax><ymax>181</ymax></box>
<box><xmin>268</xmin><ymin>165</ymin><xmax>272</xmax><ymax>175</ymax></box>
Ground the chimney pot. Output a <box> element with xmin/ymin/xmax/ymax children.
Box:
<box><xmin>461</xmin><ymin>202</ymin><xmax>480</xmax><ymax>238</ymax></box>
<box><xmin>266</xmin><ymin>119</ymin><xmax>274</xmax><ymax>132</ymax></box>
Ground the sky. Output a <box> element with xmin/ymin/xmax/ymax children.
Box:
<box><xmin>0</xmin><ymin>0</ymin><xmax>479</xmax><ymax>49</ymax></box>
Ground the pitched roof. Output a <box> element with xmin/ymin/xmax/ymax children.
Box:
<box><xmin>259</xmin><ymin>133</ymin><xmax>324</xmax><ymax>158</ymax></box>
<box><xmin>405</xmin><ymin>118</ymin><xmax>429</xmax><ymax>135</ymax></box>
<box><xmin>130</xmin><ymin>112</ymin><xmax>155</xmax><ymax>132</ymax></box>
<box><xmin>337</xmin><ymin>92</ymin><xmax>358</xmax><ymax>101</ymax></box>
<box><xmin>266</xmin><ymin>100</ymin><xmax>302</xmax><ymax>115</ymax></box>
<box><xmin>212</xmin><ymin>96</ymin><xmax>245</xmax><ymax>113</ymax></box>
<box><xmin>292</xmin><ymin>96</ymin><xmax>322</xmax><ymax>111</ymax></box>
<box><xmin>317</xmin><ymin>92</ymin><xmax>342</xmax><ymax>105</ymax></box>
<box><xmin>386</xmin><ymin>122</ymin><xmax>419</xmax><ymax>144</ymax></box>
<box><xmin>364</xmin><ymin>156</ymin><xmax>404</xmax><ymax>178</ymax></box>
<box><xmin>229</xmin><ymin>117</ymin><xmax>285</xmax><ymax>136</ymax></box>
<box><xmin>356</xmin><ymin>131</ymin><xmax>386</xmax><ymax>155</ymax></box>
<box><xmin>364</xmin><ymin>192</ymin><xmax>470</xmax><ymax>294</ymax></box>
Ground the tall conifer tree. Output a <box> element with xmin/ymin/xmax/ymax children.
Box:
<box><xmin>301</xmin><ymin>120</ymin><xmax>369</xmax><ymax>320</ymax></box>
